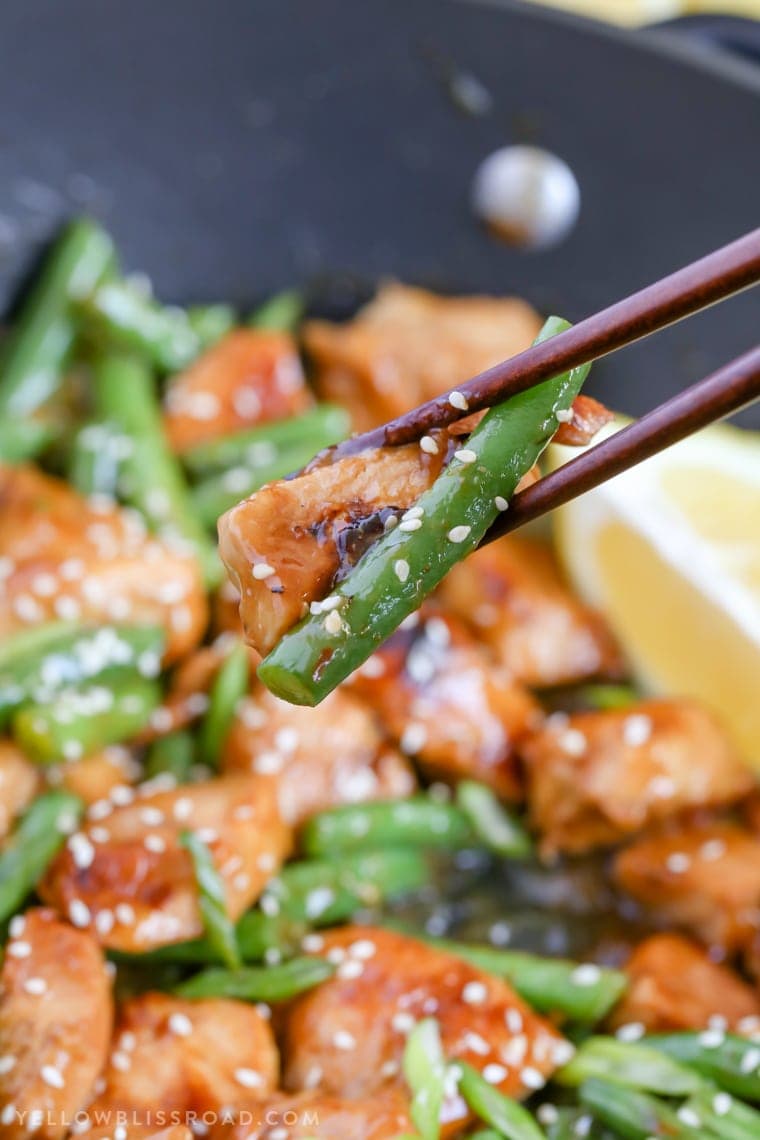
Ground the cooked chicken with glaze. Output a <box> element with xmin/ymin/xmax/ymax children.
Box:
<box><xmin>1</xmin><ymin>228</ymin><xmax>758</xmax><ymax>1140</ymax></box>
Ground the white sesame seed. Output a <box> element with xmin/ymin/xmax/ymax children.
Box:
<box><xmin>666</xmin><ymin>852</ymin><xmax>691</xmax><ymax>874</ymax></box>
<box><xmin>69</xmin><ymin>900</ymin><xmax>91</xmax><ymax>928</ymax></box>
<box><xmin>115</xmin><ymin>903</ymin><xmax>136</xmax><ymax>926</ymax></box>
<box><xmin>110</xmin><ymin>1051</ymin><xmax>131</xmax><ymax>1072</ymax></box>
<box><xmin>1</xmin><ymin>1106</ymin><xmax>17</xmax><ymax>1126</ymax></box>
<box><xmin>570</xmin><ymin>964</ymin><xmax>602</xmax><ymax>987</ymax></box>
<box><xmin>400</xmin><ymin>722</ymin><xmax>428</xmax><ymax>755</ymax></box>
<box><xmin>700</xmin><ymin>839</ymin><xmax>726</xmax><ymax>862</ymax></box>
<box><xmin>713</xmin><ymin>1092</ymin><xmax>733</xmax><ymax>1116</ymax></box>
<box><xmin>560</xmin><ymin>728</ymin><xmax>587</xmax><ymax>756</ymax></box>
<box><xmin>622</xmin><ymin>714</ymin><xmax>652</xmax><ymax>748</ymax></box>
<box><xmin>454</xmin><ymin>448</ymin><xmax>477</xmax><ymax>464</ymax></box>
<box><xmin>68</xmin><ymin>832</ymin><xmax>96</xmax><ymax>870</ymax></box>
<box><xmin>449</xmin><ymin>391</ymin><xmax>469</xmax><ymax>411</ymax></box>
<box><xmin>338</xmin><ymin>959</ymin><xmax>364</xmax><ymax>980</ymax></box>
<box><xmin>505</xmin><ymin>1007</ymin><xmax>523</xmax><ymax>1033</ymax></box>
<box><xmin>420</xmin><ymin>435</ymin><xmax>439</xmax><ymax>455</ymax></box>
<box><xmin>740</xmin><ymin>1046</ymin><xmax>760</xmax><ymax>1074</ymax></box>
<box><xmin>7</xmin><ymin>941</ymin><xmax>31</xmax><ymax>959</ymax></box>
<box><xmin>447</xmin><ymin>525</ymin><xmax>471</xmax><ymax>543</ymax></box>
<box><xmin>616</xmin><ymin>1021</ymin><xmax>646</xmax><ymax>1042</ymax></box>
<box><xmin>494</xmin><ymin>495</ymin><xmax>509</xmax><ymax>511</ymax></box>
<box><xmin>332</xmin><ymin>1030</ymin><xmax>356</xmax><ymax>1051</ymax></box>
<box><xmin>23</xmin><ymin>977</ymin><xmax>47</xmax><ymax>996</ymax></box>
<box><xmin>698</xmin><ymin>1029</ymin><xmax>725</xmax><ymax>1049</ymax></box>
<box><xmin>144</xmin><ymin>835</ymin><xmax>166</xmax><ymax>854</ymax></box>
<box><xmin>0</xmin><ymin>1056</ymin><xmax>17</xmax><ymax>1074</ymax></box>
<box><xmin>301</xmin><ymin>933</ymin><xmax>325</xmax><ymax>953</ymax></box>
<box><xmin>169</xmin><ymin>1012</ymin><xmax>194</xmax><ymax>1037</ymax></box>
<box><xmin>399</xmin><ymin>518</ymin><xmax>423</xmax><ymax>532</ymax></box>
<box><xmin>555</xmin><ymin>407</ymin><xmax>574</xmax><ymax>423</ymax></box>
<box><xmin>41</xmin><ymin>1065</ymin><xmax>65</xmax><ymax>1089</ymax></box>
<box><xmin>323</xmin><ymin>609</ymin><xmax>343</xmax><ymax>635</ymax></box>
<box><xmin>521</xmin><ymin>1066</ymin><xmax>546</xmax><ymax>1090</ymax></box>
<box><xmin>462</xmin><ymin>980</ymin><xmax>488</xmax><ymax>1005</ymax></box>
<box><xmin>394</xmin><ymin>559</ymin><xmax>410</xmax><ymax>583</ymax></box>
<box><xmin>392</xmin><ymin>1011</ymin><xmax>416</xmax><ymax>1035</ymax></box>
<box><xmin>252</xmin><ymin>563</ymin><xmax>276</xmax><ymax>580</ymax></box>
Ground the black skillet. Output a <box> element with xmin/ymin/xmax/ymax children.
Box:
<box><xmin>0</xmin><ymin>0</ymin><xmax>758</xmax><ymax>423</ymax></box>
<box><xmin>0</xmin><ymin>0</ymin><xmax>758</xmax><ymax>953</ymax></box>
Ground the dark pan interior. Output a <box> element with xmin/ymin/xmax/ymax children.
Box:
<box><xmin>0</xmin><ymin>0</ymin><xmax>758</xmax><ymax>422</ymax></box>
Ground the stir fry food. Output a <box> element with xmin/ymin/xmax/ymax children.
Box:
<box><xmin>1</xmin><ymin>218</ymin><xmax>759</xmax><ymax>1140</ymax></box>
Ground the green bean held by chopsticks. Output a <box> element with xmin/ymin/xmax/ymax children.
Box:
<box><xmin>0</xmin><ymin>218</ymin><xmax>115</xmax><ymax>418</ymax></box>
<box><xmin>421</xmin><ymin>938</ymin><xmax>627</xmax><ymax>1023</ymax></box>
<box><xmin>78</xmin><ymin>279</ymin><xmax>202</xmax><ymax>371</ymax></box>
<box><xmin>456</xmin><ymin>781</ymin><xmax>533</xmax><ymax>859</ymax></box>
<box><xmin>556</xmin><ymin>1037</ymin><xmax>702</xmax><ymax>1096</ymax></box>
<box><xmin>0</xmin><ymin>791</ymin><xmax>84</xmax><ymax>923</ymax></box>
<box><xmin>249</xmin><ymin>289</ymin><xmax>304</xmax><ymax>333</ymax></box>
<box><xmin>456</xmin><ymin>1062</ymin><xmax>548</xmax><ymax>1140</ymax></box>
<box><xmin>12</xmin><ymin>672</ymin><xmax>161</xmax><ymax>764</ymax></box>
<box><xmin>403</xmin><ymin>1018</ymin><xmax>446</xmax><ymax>1140</ymax></box>
<box><xmin>181</xmin><ymin>829</ymin><xmax>241</xmax><ymax>970</ymax></box>
<box><xmin>174</xmin><ymin>955</ymin><xmax>334</xmax><ymax>1001</ymax></box>
<box><xmin>197</xmin><ymin>641</ymin><xmax>249</xmax><ymax>767</ymax></box>
<box><xmin>0</xmin><ymin>621</ymin><xmax>164</xmax><ymax>727</ymax></box>
<box><xmin>258</xmin><ymin>316</ymin><xmax>591</xmax><ymax>706</ymax></box>
<box><xmin>578</xmin><ymin>1078</ymin><xmax>700</xmax><ymax>1139</ymax></box>
<box><xmin>646</xmin><ymin>1033</ymin><xmax>760</xmax><ymax>1101</ymax></box>
<box><xmin>90</xmin><ymin>351</ymin><xmax>220</xmax><ymax>585</ymax></box>
<box><xmin>301</xmin><ymin>797</ymin><xmax>474</xmax><ymax>857</ymax></box>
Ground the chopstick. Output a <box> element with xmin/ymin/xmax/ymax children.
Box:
<box><xmin>485</xmin><ymin>343</ymin><xmax>760</xmax><ymax>544</ymax></box>
<box><xmin>332</xmin><ymin>226</ymin><xmax>760</xmax><ymax>459</ymax></box>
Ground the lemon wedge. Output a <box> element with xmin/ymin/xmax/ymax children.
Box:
<box><xmin>548</xmin><ymin>420</ymin><xmax>760</xmax><ymax>765</ymax></box>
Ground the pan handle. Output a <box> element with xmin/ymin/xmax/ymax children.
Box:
<box><xmin>650</xmin><ymin>14</ymin><xmax>760</xmax><ymax>67</ymax></box>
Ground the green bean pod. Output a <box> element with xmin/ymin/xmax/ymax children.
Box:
<box><xmin>78</xmin><ymin>280</ymin><xmax>201</xmax><ymax>371</ymax></box>
<box><xmin>0</xmin><ymin>791</ymin><xmax>84</xmax><ymax>922</ymax></box>
<box><xmin>197</xmin><ymin>642</ymin><xmax>250</xmax><ymax>767</ymax></box>
<box><xmin>175</xmin><ymin>956</ymin><xmax>335</xmax><ymax>1001</ymax></box>
<box><xmin>647</xmin><ymin>1033</ymin><xmax>760</xmax><ymax>1101</ymax></box>
<box><xmin>249</xmin><ymin>289</ymin><xmax>303</xmax><ymax>333</ymax></box>
<box><xmin>556</xmin><ymin>1037</ymin><xmax>702</xmax><ymax>1096</ymax></box>
<box><xmin>181</xmin><ymin>830</ymin><xmax>241</xmax><ymax>970</ymax></box>
<box><xmin>456</xmin><ymin>781</ymin><xmax>533</xmax><ymax>859</ymax></box>
<box><xmin>301</xmin><ymin>797</ymin><xmax>474</xmax><ymax>857</ymax></box>
<box><xmin>457</xmin><ymin>1062</ymin><xmax>548</xmax><ymax>1140</ymax></box>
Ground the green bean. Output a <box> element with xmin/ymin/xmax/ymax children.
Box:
<box><xmin>647</xmin><ymin>1033</ymin><xmax>760</xmax><ymax>1101</ymax></box>
<box><xmin>0</xmin><ymin>419</ymin><xmax>55</xmax><ymax>463</ymax></box>
<box><xmin>456</xmin><ymin>781</ymin><xmax>533</xmax><ymax>859</ymax></box>
<box><xmin>468</xmin><ymin>1132</ymin><xmax>504</xmax><ymax>1140</ymax></box>
<box><xmin>261</xmin><ymin>847</ymin><xmax>430</xmax><ymax>925</ymax></box>
<box><xmin>423</xmin><ymin>940</ymin><xmax>628</xmax><ymax>1023</ymax></box>
<box><xmin>182</xmin><ymin>404</ymin><xmax>350</xmax><ymax>477</ymax></box>
<box><xmin>684</xmin><ymin>1086</ymin><xmax>760</xmax><ymax>1140</ymax></box>
<box><xmin>556</xmin><ymin>1037</ymin><xmax>702</xmax><ymax>1096</ymax></box>
<box><xmin>403</xmin><ymin>1018</ymin><xmax>445</xmax><ymax>1140</ymax></box>
<box><xmin>258</xmin><ymin>317</ymin><xmax>591</xmax><ymax>705</ymax></box>
<box><xmin>91</xmin><ymin>352</ymin><xmax>220</xmax><ymax>585</ymax></box>
<box><xmin>249</xmin><ymin>289</ymin><xmax>303</xmax><ymax>333</ymax></box>
<box><xmin>0</xmin><ymin>791</ymin><xmax>84</xmax><ymax>922</ymax></box>
<box><xmin>0</xmin><ymin>219</ymin><xmax>115</xmax><ymax>417</ymax></box>
<box><xmin>174</xmin><ymin>955</ymin><xmax>335</xmax><ymax>1001</ymax></box>
<box><xmin>0</xmin><ymin>622</ymin><xmax>163</xmax><ymax>728</ymax></box>
<box><xmin>301</xmin><ymin>797</ymin><xmax>474</xmax><ymax>857</ymax></box>
<box><xmin>78</xmin><ymin>280</ymin><xmax>201</xmax><ymax>371</ymax></box>
<box><xmin>67</xmin><ymin>419</ymin><xmax>133</xmax><ymax>498</ymax></box>
<box><xmin>112</xmin><ymin>909</ymin><xmax>305</xmax><ymax>967</ymax></box>
<box><xmin>0</xmin><ymin>621</ymin><xmax>83</xmax><ymax>672</ymax></box>
<box><xmin>186</xmin><ymin>304</ymin><xmax>237</xmax><ymax>346</ymax></box>
<box><xmin>181</xmin><ymin>829</ymin><xmax>241</xmax><ymax>970</ymax></box>
<box><xmin>576</xmin><ymin>685</ymin><xmax>639</xmax><ymax>711</ymax></box>
<box><xmin>145</xmin><ymin>730</ymin><xmax>195</xmax><ymax>783</ymax></box>
<box><xmin>197</xmin><ymin>642</ymin><xmax>249</xmax><ymax>767</ymax></box>
<box><xmin>457</xmin><ymin>1061</ymin><xmax>547</xmax><ymax>1140</ymax></box>
<box><xmin>12</xmin><ymin>672</ymin><xmax>161</xmax><ymax>764</ymax></box>
<box><xmin>578</xmin><ymin>1079</ymin><xmax>705</xmax><ymax>1139</ymax></box>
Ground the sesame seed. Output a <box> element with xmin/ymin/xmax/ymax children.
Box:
<box><xmin>402</xmin><ymin>506</ymin><xmax>425</xmax><ymax>521</ymax></box>
<box><xmin>1</xmin><ymin>1106</ymin><xmax>17</xmax><ymax>1126</ymax></box>
<box><xmin>399</xmin><ymin>518</ymin><xmax>422</xmax><ymax>532</ymax></box>
<box><xmin>713</xmin><ymin>1092</ymin><xmax>733</xmax><ymax>1116</ymax></box>
<box><xmin>483</xmin><ymin>1063</ymin><xmax>508</xmax><ymax>1084</ymax></box>
<box><xmin>169</xmin><ymin>1012</ymin><xmax>194</xmax><ymax>1037</ymax></box>
<box><xmin>400</xmin><ymin>723</ymin><xmax>428</xmax><ymax>755</ymax></box>
<box><xmin>252</xmin><ymin>563</ymin><xmax>276</xmax><ymax>580</ymax></box>
<box><xmin>110</xmin><ymin>1051</ymin><xmax>131</xmax><ymax>1072</ymax></box>
<box><xmin>570</xmin><ymin>963</ymin><xmax>602</xmax><ymax>987</ymax></box>
<box><xmin>323</xmin><ymin>609</ymin><xmax>343</xmax><ymax>635</ymax></box>
<box><xmin>494</xmin><ymin>495</ymin><xmax>509</xmax><ymax>511</ymax></box>
<box><xmin>338</xmin><ymin>959</ymin><xmax>364</xmax><ymax>980</ymax></box>
<box><xmin>462</xmin><ymin>981</ymin><xmax>488</xmax><ymax>1005</ymax></box>
<box><xmin>616</xmin><ymin>1021</ymin><xmax>646</xmax><ymax>1042</ymax></box>
<box><xmin>666</xmin><ymin>852</ymin><xmax>691</xmax><ymax>874</ymax></box>
<box><xmin>449</xmin><ymin>391</ymin><xmax>469</xmax><ymax>411</ymax></box>
<box><xmin>23</xmin><ymin>977</ymin><xmax>47</xmax><ymax>996</ymax></box>
<box><xmin>700</xmin><ymin>839</ymin><xmax>726</xmax><ymax>861</ymax></box>
<box><xmin>0</xmin><ymin>1056</ymin><xmax>17</xmax><ymax>1074</ymax></box>
<box><xmin>555</xmin><ymin>407</ymin><xmax>574</xmax><ymax>423</ymax></box>
<box><xmin>521</xmin><ymin>1066</ymin><xmax>546</xmax><ymax>1090</ymax></box>
<box><xmin>622</xmin><ymin>714</ymin><xmax>652</xmax><ymax>747</ymax></box>
<box><xmin>7</xmin><ymin>941</ymin><xmax>31</xmax><ymax>959</ymax></box>
<box><xmin>505</xmin><ymin>1008</ymin><xmax>523</xmax><ymax>1033</ymax></box>
<box><xmin>69</xmin><ymin>900</ymin><xmax>91</xmax><ymax>928</ymax></box>
<box><xmin>420</xmin><ymin>436</ymin><xmax>439</xmax><ymax>455</ymax></box>
<box><xmin>454</xmin><ymin>448</ymin><xmax>477</xmax><ymax>464</ymax></box>
<box><xmin>698</xmin><ymin>1029</ymin><xmax>725</xmax><ymax>1049</ymax></box>
<box><xmin>560</xmin><ymin>728</ymin><xmax>587</xmax><ymax>756</ymax></box>
<box><xmin>348</xmin><ymin>939</ymin><xmax>377</xmax><ymax>960</ymax></box>
<box><xmin>68</xmin><ymin>833</ymin><xmax>95</xmax><ymax>869</ymax></box>
<box><xmin>392</xmin><ymin>1011</ymin><xmax>416</xmax><ymax>1034</ymax></box>
<box><xmin>394</xmin><ymin>559</ymin><xmax>410</xmax><ymax>583</ymax></box>
<box><xmin>144</xmin><ymin>835</ymin><xmax>166</xmax><ymax>854</ymax></box>
<box><xmin>447</xmin><ymin>525</ymin><xmax>471</xmax><ymax>543</ymax></box>
<box><xmin>740</xmin><ymin>1046</ymin><xmax>760</xmax><ymax>1074</ymax></box>
<box><xmin>301</xmin><ymin>934</ymin><xmax>325</xmax><ymax>953</ymax></box>
<box><xmin>41</xmin><ymin>1065</ymin><xmax>65</xmax><ymax>1089</ymax></box>
<box><xmin>332</xmin><ymin>1030</ymin><xmax>356</xmax><ymax>1051</ymax></box>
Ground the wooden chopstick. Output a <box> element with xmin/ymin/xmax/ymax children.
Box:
<box><xmin>484</xmin><ymin>343</ymin><xmax>760</xmax><ymax>544</ymax></box>
<box><xmin>332</xmin><ymin>226</ymin><xmax>760</xmax><ymax>459</ymax></box>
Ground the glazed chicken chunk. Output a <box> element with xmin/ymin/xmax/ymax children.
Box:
<box><xmin>222</xmin><ymin>682</ymin><xmax>415</xmax><ymax>825</ymax></box>
<box><xmin>0</xmin><ymin>464</ymin><xmax>206</xmax><ymax>662</ymax></box>
<box><xmin>522</xmin><ymin>699</ymin><xmax>753</xmax><ymax>856</ymax></box>
<box><xmin>163</xmin><ymin>328</ymin><xmax>311</xmax><ymax>454</ymax></box>
<box><xmin>608</xmin><ymin>933</ymin><xmax>760</xmax><ymax>1034</ymax></box>
<box><xmin>85</xmin><ymin>994</ymin><xmax>278</xmax><ymax>1140</ymax></box>
<box><xmin>439</xmin><ymin>535</ymin><xmax>623</xmax><ymax>688</ymax></box>
<box><xmin>349</xmin><ymin>606</ymin><xmax>541</xmax><ymax>800</ymax></box>
<box><xmin>282</xmin><ymin>926</ymin><xmax>571</xmax><ymax>1135</ymax></box>
<box><xmin>0</xmin><ymin>908</ymin><xmax>113</xmax><ymax>1140</ymax></box>
<box><xmin>40</xmin><ymin>773</ymin><xmax>291</xmax><ymax>952</ymax></box>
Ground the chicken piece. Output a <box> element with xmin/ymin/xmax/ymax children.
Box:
<box><xmin>0</xmin><ymin>740</ymin><xmax>40</xmax><ymax>840</ymax></box>
<box><xmin>614</xmin><ymin>820</ymin><xmax>760</xmax><ymax>955</ymax></box>
<box><xmin>163</xmin><ymin>329</ymin><xmax>311</xmax><ymax>454</ymax></box>
<box><xmin>0</xmin><ymin>908</ymin><xmax>113</xmax><ymax>1140</ymax></box>
<box><xmin>608</xmin><ymin>933</ymin><xmax>760</xmax><ymax>1034</ymax></box>
<box><xmin>522</xmin><ymin>699</ymin><xmax>753</xmax><ymax>857</ymax></box>
<box><xmin>222</xmin><ymin>683</ymin><xmax>415</xmax><ymax>825</ymax></box>
<box><xmin>0</xmin><ymin>464</ymin><xmax>206</xmax><ymax>662</ymax></box>
<box><xmin>40</xmin><ymin>773</ymin><xmax>291</xmax><ymax>952</ymax></box>
<box><xmin>218</xmin><ymin>434</ymin><xmax>452</xmax><ymax>656</ymax></box>
<box><xmin>218</xmin><ymin>1092</ymin><xmax>413</xmax><ymax>1140</ymax></box>
<box><xmin>50</xmin><ymin>746</ymin><xmax>140</xmax><ymax>806</ymax></box>
<box><xmin>304</xmin><ymin>283</ymin><xmax>543</xmax><ymax>432</ymax></box>
<box><xmin>282</xmin><ymin>926</ymin><xmax>570</xmax><ymax>1134</ymax></box>
<box><xmin>439</xmin><ymin>535</ymin><xmax>622</xmax><ymax>688</ymax></box>
<box><xmin>86</xmin><ymin>994</ymin><xmax>278</xmax><ymax>1140</ymax></box>
<box><xmin>349</xmin><ymin>607</ymin><xmax>541</xmax><ymax>800</ymax></box>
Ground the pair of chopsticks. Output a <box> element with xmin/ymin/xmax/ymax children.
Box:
<box><xmin>333</xmin><ymin>227</ymin><xmax>760</xmax><ymax>544</ymax></box>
